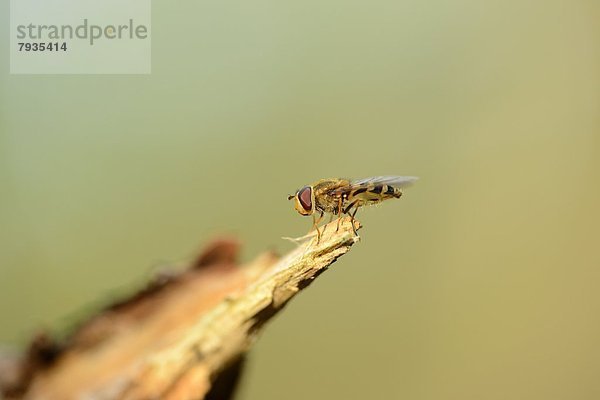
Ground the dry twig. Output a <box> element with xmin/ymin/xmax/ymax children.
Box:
<box><xmin>1</xmin><ymin>217</ymin><xmax>361</xmax><ymax>400</ymax></box>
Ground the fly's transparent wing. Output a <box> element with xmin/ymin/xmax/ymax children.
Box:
<box><xmin>350</xmin><ymin>176</ymin><xmax>418</xmax><ymax>189</ymax></box>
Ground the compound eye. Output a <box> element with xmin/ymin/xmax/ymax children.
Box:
<box><xmin>297</xmin><ymin>186</ymin><xmax>312</xmax><ymax>211</ymax></box>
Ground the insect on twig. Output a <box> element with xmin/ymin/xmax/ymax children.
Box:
<box><xmin>288</xmin><ymin>176</ymin><xmax>417</xmax><ymax>243</ymax></box>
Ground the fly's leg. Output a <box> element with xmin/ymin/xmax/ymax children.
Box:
<box><xmin>343</xmin><ymin>200</ymin><xmax>358</xmax><ymax>214</ymax></box>
<box><xmin>312</xmin><ymin>211</ymin><xmax>324</xmax><ymax>243</ymax></box>
<box><xmin>350</xmin><ymin>206</ymin><xmax>360</xmax><ymax>236</ymax></box>
<box><xmin>335</xmin><ymin>196</ymin><xmax>343</xmax><ymax>232</ymax></box>
<box><xmin>343</xmin><ymin>200</ymin><xmax>360</xmax><ymax>237</ymax></box>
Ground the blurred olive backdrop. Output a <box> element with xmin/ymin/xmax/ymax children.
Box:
<box><xmin>1</xmin><ymin>1</ymin><xmax>599</xmax><ymax>399</ymax></box>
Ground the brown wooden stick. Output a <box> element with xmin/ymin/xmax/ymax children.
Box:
<box><xmin>1</xmin><ymin>217</ymin><xmax>360</xmax><ymax>400</ymax></box>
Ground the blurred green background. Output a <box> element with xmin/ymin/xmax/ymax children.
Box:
<box><xmin>1</xmin><ymin>0</ymin><xmax>599</xmax><ymax>399</ymax></box>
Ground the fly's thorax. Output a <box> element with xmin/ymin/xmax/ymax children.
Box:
<box><xmin>312</xmin><ymin>178</ymin><xmax>351</xmax><ymax>214</ymax></box>
<box><xmin>313</xmin><ymin>191</ymin><xmax>342</xmax><ymax>214</ymax></box>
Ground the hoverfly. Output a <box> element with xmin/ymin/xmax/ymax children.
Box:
<box><xmin>288</xmin><ymin>176</ymin><xmax>417</xmax><ymax>242</ymax></box>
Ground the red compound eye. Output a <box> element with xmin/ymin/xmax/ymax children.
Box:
<box><xmin>298</xmin><ymin>186</ymin><xmax>312</xmax><ymax>211</ymax></box>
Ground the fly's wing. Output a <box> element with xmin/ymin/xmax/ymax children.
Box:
<box><xmin>350</xmin><ymin>176</ymin><xmax>418</xmax><ymax>189</ymax></box>
<box><xmin>328</xmin><ymin>176</ymin><xmax>418</xmax><ymax>200</ymax></box>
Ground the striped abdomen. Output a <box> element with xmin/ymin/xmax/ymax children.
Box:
<box><xmin>350</xmin><ymin>183</ymin><xmax>402</xmax><ymax>200</ymax></box>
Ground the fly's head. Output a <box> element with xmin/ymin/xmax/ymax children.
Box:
<box><xmin>288</xmin><ymin>186</ymin><xmax>314</xmax><ymax>216</ymax></box>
